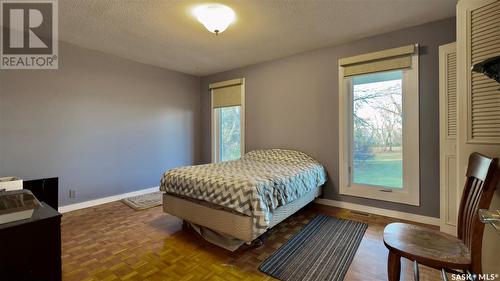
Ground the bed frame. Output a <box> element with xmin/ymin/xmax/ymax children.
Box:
<box><xmin>163</xmin><ymin>186</ymin><xmax>322</xmax><ymax>242</ymax></box>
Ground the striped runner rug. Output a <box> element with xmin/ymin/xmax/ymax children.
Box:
<box><xmin>259</xmin><ymin>215</ymin><xmax>367</xmax><ymax>281</ymax></box>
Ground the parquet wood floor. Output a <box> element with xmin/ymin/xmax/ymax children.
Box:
<box><xmin>61</xmin><ymin>202</ymin><xmax>444</xmax><ymax>281</ymax></box>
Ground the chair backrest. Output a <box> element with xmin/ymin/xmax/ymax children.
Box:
<box><xmin>457</xmin><ymin>152</ymin><xmax>499</xmax><ymax>274</ymax></box>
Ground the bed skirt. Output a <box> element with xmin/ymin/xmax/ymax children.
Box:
<box><xmin>163</xmin><ymin>186</ymin><xmax>322</xmax><ymax>243</ymax></box>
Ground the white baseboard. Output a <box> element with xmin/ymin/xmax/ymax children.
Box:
<box><xmin>58</xmin><ymin>189</ymin><xmax>439</xmax><ymax>225</ymax></box>
<box><xmin>58</xmin><ymin>186</ymin><xmax>160</xmax><ymax>213</ymax></box>
<box><xmin>315</xmin><ymin>198</ymin><xmax>440</xmax><ymax>226</ymax></box>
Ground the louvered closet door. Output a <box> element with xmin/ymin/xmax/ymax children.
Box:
<box><xmin>439</xmin><ymin>43</ymin><xmax>458</xmax><ymax>236</ymax></box>
<box><xmin>457</xmin><ymin>0</ymin><xmax>500</xmax><ymax>273</ymax></box>
<box><xmin>469</xmin><ymin>0</ymin><xmax>500</xmax><ymax>143</ymax></box>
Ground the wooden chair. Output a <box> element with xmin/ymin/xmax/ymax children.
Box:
<box><xmin>383</xmin><ymin>152</ymin><xmax>500</xmax><ymax>281</ymax></box>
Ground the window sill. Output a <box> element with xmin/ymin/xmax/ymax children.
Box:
<box><xmin>339</xmin><ymin>185</ymin><xmax>420</xmax><ymax>206</ymax></box>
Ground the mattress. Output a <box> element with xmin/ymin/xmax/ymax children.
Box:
<box><xmin>160</xmin><ymin>149</ymin><xmax>327</xmax><ymax>237</ymax></box>
<box><xmin>163</xmin><ymin>186</ymin><xmax>322</xmax><ymax>242</ymax></box>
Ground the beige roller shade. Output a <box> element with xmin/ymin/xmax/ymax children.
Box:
<box><xmin>339</xmin><ymin>44</ymin><xmax>417</xmax><ymax>77</ymax></box>
<box><xmin>209</xmin><ymin>78</ymin><xmax>244</xmax><ymax>108</ymax></box>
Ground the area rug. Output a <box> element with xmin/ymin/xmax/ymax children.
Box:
<box><xmin>259</xmin><ymin>214</ymin><xmax>367</xmax><ymax>281</ymax></box>
<box><xmin>121</xmin><ymin>191</ymin><xmax>163</xmax><ymax>210</ymax></box>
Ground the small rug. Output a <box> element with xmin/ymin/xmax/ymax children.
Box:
<box><xmin>259</xmin><ymin>215</ymin><xmax>367</xmax><ymax>281</ymax></box>
<box><xmin>122</xmin><ymin>191</ymin><xmax>163</xmax><ymax>210</ymax></box>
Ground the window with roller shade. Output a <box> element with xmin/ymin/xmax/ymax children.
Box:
<box><xmin>338</xmin><ymin>44</ymin><xmax>420</xmax><ymax>206</ymax></box>
<box><xmin>209</xmin><ymin>79</ymin><xmax>245</xmax><ymax>162</ymax></box>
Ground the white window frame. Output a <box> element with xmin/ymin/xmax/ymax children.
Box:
<box><xmin>338</xmin><ymin>49</ymin><xmax>420</xmax><ymax>206</ymax></box>
<box><xmin>210</xmin><ymin>78</ymin><xmax>245</xmax><ymax>163</ymax></box>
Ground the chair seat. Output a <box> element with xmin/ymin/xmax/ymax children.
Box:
<box><xmin>383</xmin><ymin>222</ymin><xmax>471</xmax><ymax>269</ymax></box>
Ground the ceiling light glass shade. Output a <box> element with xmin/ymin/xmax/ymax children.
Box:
<box><xmin>193</xmin><ymin>4</ymin><xmax>235</xmax><ymax>34</ymax></box>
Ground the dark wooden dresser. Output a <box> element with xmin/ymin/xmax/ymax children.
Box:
<box><xmin>23</xmin><ymin>177</ymin><xmax>59</xmax><ymax>210</ymax></box>
<box><xmin>0</xmin><ymin>202</ymin><xmax>62</xmax><ymax>281</ymax></box>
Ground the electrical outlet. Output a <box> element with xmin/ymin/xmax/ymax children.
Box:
<box><xmin>69</xmin><ymin>189</ymin><xmax>76</xmax><ymax>198</ymax></box>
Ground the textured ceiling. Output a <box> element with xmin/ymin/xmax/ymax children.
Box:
<box><xmin>58</xmin><ymin>0</ymin><xmax>456</xmax><ymax>76</ymax></box>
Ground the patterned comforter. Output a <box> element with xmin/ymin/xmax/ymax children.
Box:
<box><xmin>160</xmin><ymin>149</ymin><xmax>327</xmax><ymax>236</ymax></box>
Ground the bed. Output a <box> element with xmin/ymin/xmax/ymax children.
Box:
<box><xmin>159</xmin><ymin>149</ymin><xmax>327</xmax><ymax>247</ymax></box>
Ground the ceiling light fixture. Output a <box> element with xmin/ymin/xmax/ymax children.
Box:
<box><xmin>193</xmin><ymin>4</ymin><xmax>235</xmax><ymax>35</ymax></box>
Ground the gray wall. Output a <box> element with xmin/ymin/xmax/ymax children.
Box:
<box><xmin>0</xmin><ymin>18</ymin><xmax>455</xmax><ymax>215</ymax></box>
<box><xmin>0</xmin><ymin>42</ymin><xmax>200</xmax><ymax>206</ymax></box>
<box><xmin>200</xmin><ymin>18</ymin><xmax>456</xmax><ymax>218</ymax></box>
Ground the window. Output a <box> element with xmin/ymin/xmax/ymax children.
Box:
<box><xmin>216</xmin><ymin>106</ymin><xmax>241</xmax><ymax>161</ymax></box>
<box><xmin>210</xmin><ymin>78</ymin><xmax>245</xmax><ymax>162</ymax></box>
<box><xmin>338</xmin><ymin>45</ymin><xmax>420</xmax><ymax>206</ymax></box>
<box><xmin>352</xmin><ymin>71</ymin><xmax>403</xmax><ymax>189</ymax></box>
